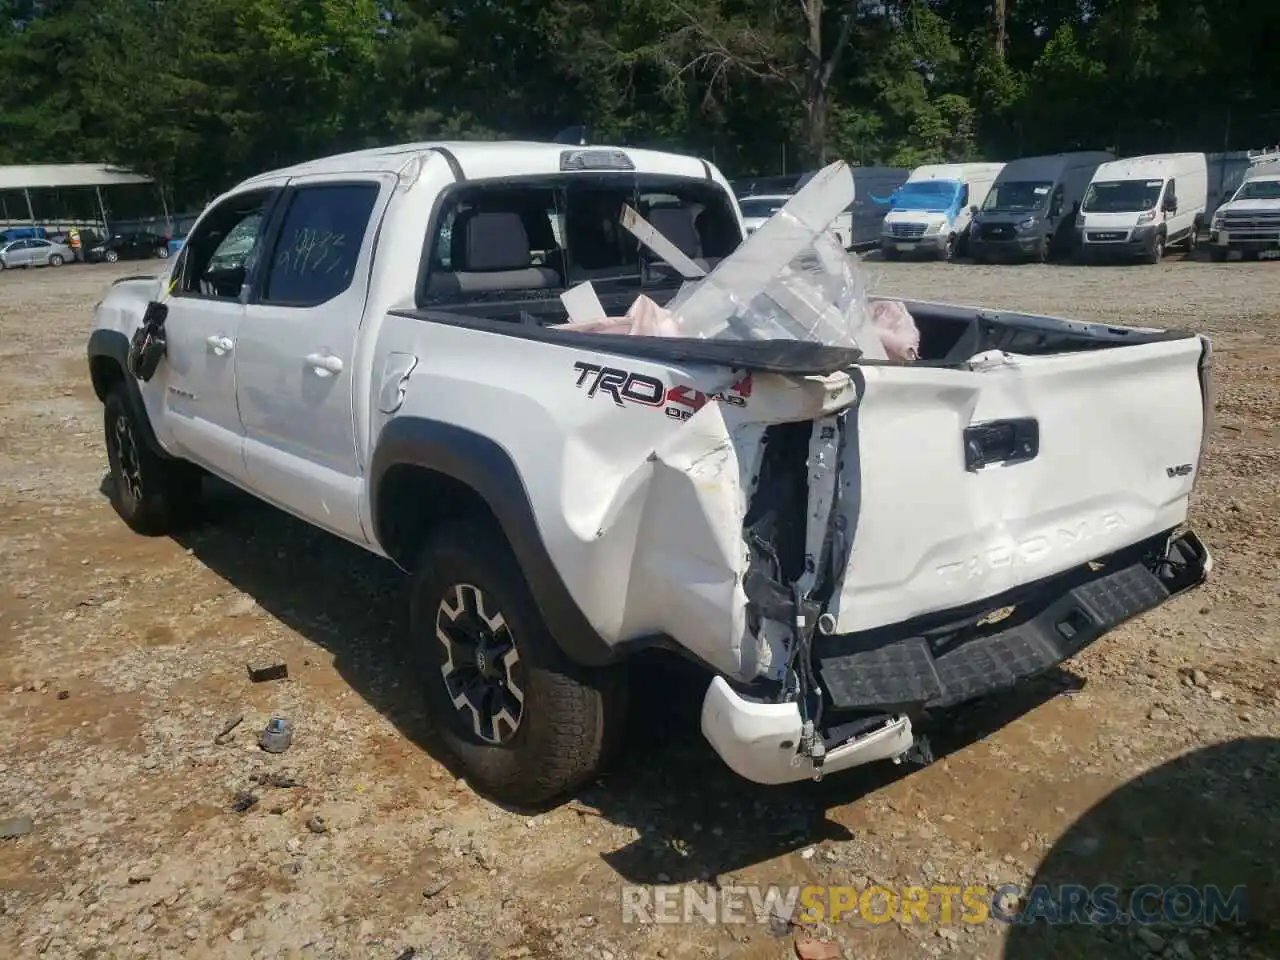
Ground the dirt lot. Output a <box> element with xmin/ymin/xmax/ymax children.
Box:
<box><xmin>1</xmin><ymin>256</ymin><xmax>1277</xmax><ymax>960</ymax></box>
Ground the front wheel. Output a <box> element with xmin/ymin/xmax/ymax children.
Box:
<box><xmin>941</xmin><ymin>234</ymin><xmax>957</xmax><ymax>261</ymax></box>
<box><xmin>49</xmin><ymin>254</ymin><xmax>64</xmax><ymax>266</ymax></box>
<box><xmin>881</xmin><ymin>247</ymin><xmax>900</xmax><ymax>261</ymax></box>
<box><xmin>104</xmin><ymin>386</ymin><xmax>202</xmax><ymax>535</ymax></box>
<box><xmin>156</xmin><ymin>246</ymin><xmax>170</xmax><ymax>259</ymax></box>
<box><xmin>1145</xmin><ymin>234</ymin><xmax>1165</xmax><ymax>265</ymax></box>
<box><xmin>105</xmin><ymin>250</ymin><xmax>120</xmax><ymax>264</ymax></box>
<box><xmin>407</xmin><ymin>519</ymin><xmax>626</xmax><ymax>806</ymax></box>
<box><xmin>1209</xmin><ymin>247</ymin><xmax>1228</xmax><ymax>263</ymax></box>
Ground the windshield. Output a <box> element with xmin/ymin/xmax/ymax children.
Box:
<box><xmin>1082</xmin><ymin>179</ymin><xmax>1164</xmax><ymax>213</ymax></box>
<box><xmin>739</xmin><ymin>198</ymin><xmax>787</xmax><ymax>219</ymax></box>
<box><xmin>1235</xmin><ymin>179</ymin><xmax>1280</xmax><ymax>201</ymax></box>
<box><xmin>983</xmin><ymin>181</ymin><xmax>1053</xmax><ymax>213</ymax></box>
<box><xmin>892</xmin><ymin>180</ymin><xmax>959</xmax><ymax>212</ymax></box>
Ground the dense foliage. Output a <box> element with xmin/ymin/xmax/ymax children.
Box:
<box><xmin>1</xmin><ymin>0</ymin><xmax>1276</xmax><ymax>207</ymax></box>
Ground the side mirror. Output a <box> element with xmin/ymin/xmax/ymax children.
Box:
<box><xmin>1164</xmin><ymin>198</ymin><xmax>1177</xmax><ymax>213</ymax></box>
<box><xmin>969</xmin><ymin>205</ymin><xmax>979</xmax><ymax>216</ymax></box>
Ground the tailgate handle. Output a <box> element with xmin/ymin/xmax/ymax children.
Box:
<box><xmin>964</xmin><ymin>418</ymin><xmax>1039</xmax><ymax>471</ymax></box>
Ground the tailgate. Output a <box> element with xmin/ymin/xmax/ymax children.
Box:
<box><xmin>824</xmin><ymin>335</ymin><xmax>1209</xmax><ymax>634</ymax></box>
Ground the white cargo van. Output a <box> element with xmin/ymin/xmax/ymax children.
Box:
<box><xmin>1207</xmin><ymin>160</ymin><xmax>1280</xmax><ymax>261</ymax></box>
<box><xmin>1077</xmin><ymin>153</ymin><xmax>1208</xmax><ymax>264</ymax></box>
<box><xmin>880</xmin><ymin>162</ymin><xmax>1005</xmax><ymax>260</ymax></box>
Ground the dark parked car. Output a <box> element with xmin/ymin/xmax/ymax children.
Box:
<box><xmin>85</xmin><ymin>231</ymin><xmax>171</xmax><ymax>264</ymax></box>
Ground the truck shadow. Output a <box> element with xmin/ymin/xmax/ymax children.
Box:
<box><xmin>1001</xmin><ymin>736</ymin><xmax>1280</xmax><ymax>959</ymax></box>
<box><xmin>114</xmin><ymin>475</ymin><xmax>1082</xmax><ymax>886</ymax></box>
<box><xmin>593</xmin><ymin>655</ymin><xmax>1080</xmax><ymax>884</ymax></box>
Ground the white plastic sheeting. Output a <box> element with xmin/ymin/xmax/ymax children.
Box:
<box><xmin>562</xmin><ymin>160</ymin><xmax>915</xmax><ymax>361</ymax></box>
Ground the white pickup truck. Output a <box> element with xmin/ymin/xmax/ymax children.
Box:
<box><xmin>87</xmin><ymin>141</ymin><xmax>1213</xmax><ymax>805</ymax></box>
<box><xmin>1208</xmin><ymin>165</ymin><xmax>1280</xmax><ymax>261</ymax></box>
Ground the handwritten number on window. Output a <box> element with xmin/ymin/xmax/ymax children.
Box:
<box><xmin>277</xmin><ymin>228</ymin><xmax>346</xmax><ymax>275</ymax></box>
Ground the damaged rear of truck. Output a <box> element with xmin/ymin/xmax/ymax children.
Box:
<box><xmin>464</xmin><ymin>303</ymin><xmax>1214</xmax><ymax>789</ymax></box>
<box><xmin>376</xmin><ymin>157</ymin><xmax>1213</xmax><ymax>799</ymax></box>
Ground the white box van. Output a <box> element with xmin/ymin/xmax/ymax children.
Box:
<box><xmin>1207</xmin><ymin>160</ymin><xmax>1280</xmax><ymax>261</ymax></box>
<box><xmin>880</xmin><ymin>162</ymin><xmax>1005</xmax><ymax>260</ymax></box>
<box><xmin>1077</xmin><ymin>153</ymin><xmax>1208</xmax><ymax>264</ymax></box>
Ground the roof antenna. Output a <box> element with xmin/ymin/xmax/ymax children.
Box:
<box><xmin>553</xmin><ymin>125</ymin><xmax>590</xmax><ymax>146</ymax></box>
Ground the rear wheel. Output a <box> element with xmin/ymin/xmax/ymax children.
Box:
<box><xmin>104</xmin><ymin>386</ymin><xmax>202</xmax><ymax>535</ymax></box>
<box><xmin>407</xmin><ymin>518</ymin><xmax>626</xmax><ymax>806</ymax></box>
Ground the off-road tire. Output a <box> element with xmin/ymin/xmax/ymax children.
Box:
<box><xmin>407</xmin><ymin>518</ymin><xmax>626</xmax><ymax>806</ymax></box>
<box><xmin>103</xmin><ymin>386</ymin><xmax>201</xmax><ymax>535</ymax></box>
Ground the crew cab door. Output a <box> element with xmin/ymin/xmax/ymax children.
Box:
<box><xmin>234</xmin><ymin>173</ymin><xmax>393</xmax><ymax>545</ymax></box>
<box><xmin>160</xmin><ymin>186</ymin><xmax>281</xmax><ymax>483</ymax></box>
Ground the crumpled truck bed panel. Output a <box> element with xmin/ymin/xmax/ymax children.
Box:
<box><xmin>381</xmin><ymin>314</ymin><xmax>857</xmax><ymax>680</ymax></box>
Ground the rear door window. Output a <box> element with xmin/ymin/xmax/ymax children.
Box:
<box><xmin>260</xmin><ymin>182</ymin><xmax>381</xmax><ymax>307</ymax></box>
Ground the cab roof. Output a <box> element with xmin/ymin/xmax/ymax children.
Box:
<box><xmin>237</xmin><ymin>141</ymin><xmax>717</xmax><ymax>188</ymax></box>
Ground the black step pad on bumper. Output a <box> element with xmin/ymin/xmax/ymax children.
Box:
<box><xmin>819</xmin><ymin>555</ymin><xmax>1183</xmax><ymax>713</ymax></box>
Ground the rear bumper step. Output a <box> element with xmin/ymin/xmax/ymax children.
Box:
<box><xmin>817</xmin><ymin>530</ymin><xmax>1211</xmax><ymax>713</ymax></box>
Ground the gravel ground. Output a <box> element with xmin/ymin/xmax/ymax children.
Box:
<box><xmin>1</xmin><ymin>256</ymin><xmax>1277</xmax><ymax>960</ymax></box>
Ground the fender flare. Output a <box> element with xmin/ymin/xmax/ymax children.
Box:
<box><xmin>369</xmin><ymin>417</ymin><xmax>618</xmax><ymax>668</ymax></box>
<box><xmin>87</xmin><ymin>328</ymin><xmax>172</xmax><ymax>458</ymax></box>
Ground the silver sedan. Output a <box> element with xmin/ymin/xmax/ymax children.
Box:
<box><xmin>0</xmin><ymin>238</ymin><xmax>74</xmax><ymax>269</ymax></box>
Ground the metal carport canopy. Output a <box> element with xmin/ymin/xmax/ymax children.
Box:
<box><xmin>0</xmin><ymin>164</ymin><xmax>153</xmax><ymax>189</ymax></box>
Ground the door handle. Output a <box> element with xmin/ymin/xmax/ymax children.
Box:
<box><xmin>306</xmin><ymin>352</ymin><xmax>344</xmax><ymax>377</ymax></box>
<box><xmin>205</xmin><ymin>335</ymin><xmax>234</xmax><ymax>355</ymax></box>
<box><xmin>963</xmin><ymin>418</ymin><xmax>1039</xmax><ymax>471</ymax></box>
